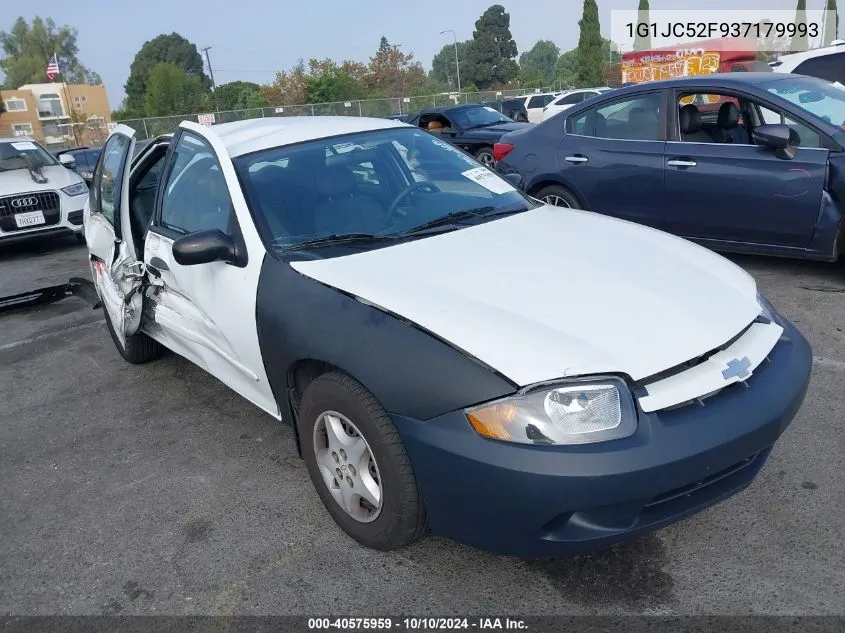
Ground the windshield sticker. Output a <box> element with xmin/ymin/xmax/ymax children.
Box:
<box><xmin>430</xmin><ymin>137</ymin><xmax>476</xmax><ymax>166</ymax></box>
<box><xmin>461</xmin><ymin>167</ymin><xmax>516</xmax><ymax>195</ymax></box>
<box><xmin>11</xmin><ymin>141</ymin><xmax>37</xmax><ymax>151</ymax></box>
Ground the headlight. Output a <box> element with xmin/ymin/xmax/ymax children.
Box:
<box><xmin>465</xmin><ymin>376</ymin><xmax>637</xmax><ymax>445</ymax></box>
<box><xmin>757</xmin><ymin>292</ymin><xmax>779</xmax><ymax>324</ymax></box>
<box><xmin>61</xmin><ymin>182</ymin><xmax>88</xmax><ymax>196</ymax></box>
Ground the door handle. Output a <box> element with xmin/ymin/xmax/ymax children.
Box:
<box><xmin>565</xmin><ymin>155</ymin><xmax>588</xmax><ymax>163</ymax></box>
<box><xmin>667</xmin><ymin>159</ymin><xmax>697</xmax><ymax>167</ymax></box>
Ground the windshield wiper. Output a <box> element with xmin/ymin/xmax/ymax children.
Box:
<box><xmin>278</xmin><ymin>232</ymin><xmax>399</xmax><ymax>252</ymax></box>
<box><xmin>399</xmin><ymin>205</ymin><xmax>528</xmax><ymax>235</ymax></box>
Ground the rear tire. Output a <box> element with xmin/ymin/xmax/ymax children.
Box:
<box><xmin>534</xmin><ymin>184</ymin><xmax>582</xmax><ymax>209</ymax></box>
<box><xmin>474</xmin><ymin>146</ymin><xmax>495</xmax><ymax>169</ymax></box>
<box><xmin>299</xmin><ymin>371</ymin><xmax>426</xmax><ymax>551</ymax></box>
<box><xmin>102</xmin><ymin>305</ymin><xmax>162</xmax><ymax>364</ymax></box>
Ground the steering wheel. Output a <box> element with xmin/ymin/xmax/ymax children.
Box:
<box><xmin>386</xmin><ymin>181</ymin><xmax>441</xmax><ymax>220</ymax></box>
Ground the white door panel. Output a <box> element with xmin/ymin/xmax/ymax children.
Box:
<box><xmin>140</xmin><ymin>124</ymin><xmax>278</xmax><ymax>418</ymax></box>
<box><xmin>84</xmin><ymin>124</ymin><xmax>142</xmax><ymax>348</ymax></box>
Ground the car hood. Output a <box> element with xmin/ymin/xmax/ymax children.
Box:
<box><xmin>0</xmin><ymin>164</ymin><xmax>82</xmax><ymax>193</ymax></box>
<box><xmin>290</xmin><ymin>206</ymin><xmax>760</xmax><ymax>387</ymax></box>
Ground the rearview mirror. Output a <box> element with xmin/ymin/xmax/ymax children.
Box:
<box><xmin>59</xmin><ymin>154</ymin><xmax>76</xmax><ymax>169</ymax></box>
<box><xmin>172</xmin><ymin>229</ymin><xmax>238</xmax><ymax>266</ymax></box>
<box><xmin>752</xmin><ymin>123</ymin><xmax>797</xmax><ymax>159</ymax></box>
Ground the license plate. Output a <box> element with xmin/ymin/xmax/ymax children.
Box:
<box><xmin>14</xmin><ymin>210</ymin><xmax>45</xmax><ymax>228</ymax></box>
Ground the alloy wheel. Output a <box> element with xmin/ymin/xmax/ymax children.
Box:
<box><xmin>543</xmin><ymin>194</ymin><xmax>571</xmax><ymax>208</ymax></box>
<box><xmin>312</xmin><ymin>410</ymin><xmax>383</xmax><ymax>523</ymax></box>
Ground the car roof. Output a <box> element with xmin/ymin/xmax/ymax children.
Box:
<box><xmin>772</xmin><ymin>41</ymin><xmax>845</xmax><ymax>70</ymax></box>
<box><xmin>209</xmin><ymin>116</ymin><xmax>408</xmax><ymax>157</ymax></box>
<box><xmin>605</xmin><ymin>72</ymin><xmax>800</xmax><ymax>96</ymax></box>
<box><xmin>415</xmin><ymin>103</ymin><xmax>494</xmax><ymax>115</ymax></box>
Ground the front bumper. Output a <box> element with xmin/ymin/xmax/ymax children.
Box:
<box><xmin>0</xmin><ymin>192</ymin><xmax>86</xmax><ymax>245</ymax></box>
<box><xmin>392</xmin><ymin>318</ymin><xmax>812</xmax><ymax>558</ymax></box>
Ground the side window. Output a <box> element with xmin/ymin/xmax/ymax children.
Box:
<box><xmin>543</xmin><ymin>94</ymin><xmax>556</xmax><ymax>106</ymax></box>
<box><xmin>756</xmin><ymin>105</ymin><xmax>823</xmax><ymax>148</ymax></box>
<box><xmin>566</xmin><ymin>109</ymin><xmax>593</xmax><ymax>135</ymax></box>
<box><xmin>794</xmin><ymin>53</ymin><xmax>845</xmax><ymax>83</ymax></box>
<box><xmin>560</xmin><ymin>92</ymin><xmax>585</xmax><ymax>105</ymax></box>
<box><xmin>91</xmin><ymin>133</ymin><xmax>131</xmax><ymax>225</ymax></box>
<box><xmin>527</xmin><ymin>96</ymin><xmax>546</xmax><ymax>109</ymax></box>
<box><xmin>158</xmin><ymin>133</ymin><xmax>234</xmax><ymax>236</ymax></box>
<box><xmin>594</xmin><ymin>93</ymin><xmax>663</xmax><ymax>140</ymax></box>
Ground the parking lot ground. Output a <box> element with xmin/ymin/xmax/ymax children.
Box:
<box><xmin>0</xmin><ymin>240</ymin><xmax>843</xmax><ymax>616</ymax></box>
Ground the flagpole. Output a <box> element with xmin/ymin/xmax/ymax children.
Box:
<box><xmin>54</xmin><ymin>53</ymin><xmax>80</xmax><ymax>147</ymax></box>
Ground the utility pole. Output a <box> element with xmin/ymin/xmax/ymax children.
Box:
<box><xmin>440</xmin><ymin>29</ymin><xmax>461</xmax><ymax>93</ymax></box>
<box><xmin>201</xmin><ymin>46</ymin><xmax>218</xmax><ymax>112</ymax></box>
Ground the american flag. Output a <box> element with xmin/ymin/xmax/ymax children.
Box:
<box><xmin>46</xmin><ymin>54</ymin><xmax>60</xmax><ymax>81</ymax></box>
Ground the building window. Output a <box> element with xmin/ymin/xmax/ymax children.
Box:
<box><xmin>4</xmin><ymin>98</ymin><xmax>27</xmax><ymax>112</ymax></box>
<box><xmin>37</xmin><ymin>93</ymin><xmax>65</xmax><ymax>118</ymax></box>
<box><xmin>11</xmin><ymin>123</ymin><xmax>34</xmax><ymax>136</ymax></box>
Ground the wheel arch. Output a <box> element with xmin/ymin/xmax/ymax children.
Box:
<box><xmin>527</xmin><ymin>176</ymin><xmax>589</xmax><ymax>209</ymax></box>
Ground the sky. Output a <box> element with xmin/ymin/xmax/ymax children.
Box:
<box><xmin>2</xmin><ymin>0</ymin><xmax>815</xmax><ymax>109</ymax></box>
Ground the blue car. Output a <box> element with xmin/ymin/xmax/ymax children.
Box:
<box><xmin>495</xmin><ymin>73</ymin><xmax>845</xmax><ymax>262</ymax></box>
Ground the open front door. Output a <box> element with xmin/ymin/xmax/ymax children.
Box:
<box><xmin>84</xmin><ymin>124</ymin><xmax>142</xmax><ymax>349</ymax></box>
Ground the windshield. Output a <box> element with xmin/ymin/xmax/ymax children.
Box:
<box><xmin>449</xmin><ymin>106</ymin><xmax>512</xmax><ymax>129</ymax></box>
<box><xmin>234</xmin><ymin>127</ymin><xmax>536</xmax><ymax>253</ymax></box>
<box><xmin>762</xmin><ymin>75</ymin><xmax>845</xmax><ymax>127</ymax></box>
<box><xmin>0</xmin><ymin>140</ymin><xmax>58</xmax><ymax>171</ymax></box>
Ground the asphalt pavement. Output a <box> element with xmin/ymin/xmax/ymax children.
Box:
<box><xmin>0</xmin><ymin>236</ymin><xmax>843</xmax><ymax>616</ymax></box>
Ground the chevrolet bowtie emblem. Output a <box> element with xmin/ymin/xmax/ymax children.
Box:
<box><xmin>722</xmin><ymin>356</ymin><xmax>752</xmax><ymax>381</ymax></box>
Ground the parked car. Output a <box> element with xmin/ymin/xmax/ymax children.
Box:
<box><xmin>0</xmin><ymin>136</ymin><xmax>88</xmax><ymax>245</ymax></box>
<box><xmin>85</xmin><ymin>116</ymin><xmax>810</xmax><ymax>557</ymax></box>
<box><xmin>770</xmin><ymin>40</ymin><xmax>845</xmax><ymax>83</ymax></box>
<box><xmin>511</xmin><ymin>92</ymin><xmax>560</xmax><ymax>123</ymax></box>
<box><xmin>495</xmin><ymin>72</ymin><xmax>845</xmax><ymax>262</ymax></box>
<box><xmin>541</xmin><ymin>87</ymin><xmax>614</xmax><ymax>121</ymax></box>
<box><xmin>54</xmin><ymin>146</ymin><xmax>102</xmax><ymax>187</ymax></box>
<box><xmin>404</xmin><ymin>104</ymin><xmax>532</xmax><ymax>167</ymax></box>
<box><xmin>384</xmin><ymin>114</ymin><xmax>408</xmax><ymax>122</ymax></box>
<box><xmin>481</xmin><ymin>98</ymin><xmax>529</xmax><ymax>122</ymax></box>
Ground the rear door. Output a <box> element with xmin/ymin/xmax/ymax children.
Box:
<box><xmin>84</xmin><ymin>124</ymin><xmax>143</xmax><ymax>349</ymax></box>
<box><xmin>664</xmin><ymin>89</ymin><xmax>828</xmax><ymax>247</ymax></box>
<box><xmin>556</xmin><ymin>90</ymin><xmax>668</xmax><ymax>229</ymax></box>
<box><xmin>141</xmin><ymin>122</ymin><xmax>279</xmax><ymax>418</ymax></box>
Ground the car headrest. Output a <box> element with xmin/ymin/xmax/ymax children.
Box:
<box><xmin>679</xmin><ymin>104</ymin><xmax>703</xmax><ymax>133</ymax></box>
<box><xmin>717</xmin><ymin>102</ymin><xmax>741</xmax><ymax>129</ymax></box>
<box><xmin>318</xmin><ymin>166</ymin><xmax>356</xmax><ymax>198</ymax></box>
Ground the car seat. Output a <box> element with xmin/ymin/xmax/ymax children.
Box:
<box><xmin>678</xmin><ymin>104</ymin><xmax>714</xmax><ymax>142</ymax></box>
<box><xmin>712</xmin><ymin>102</ymin><xmax>750</xmax><ymax>144</ymax></box>
<box><xmin>312</xmin><ymin>165</ymin><xmax>387</xmax><ymax>235</ymax></box>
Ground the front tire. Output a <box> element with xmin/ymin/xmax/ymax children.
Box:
<box><xmin>299</xmin><ymin>371</ymin><xmax>426</xmax><ymax>551</ymax></box>
<box><xmin>534</xmin><ymin>184</ymin><xmax>582</xmax><ymax>209</ymax></box>
<box><xmin>102</xmin><ymin>305</ymin><xmax>162</xmax><ymax>364</ymax></box>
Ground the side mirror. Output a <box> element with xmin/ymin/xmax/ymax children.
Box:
<box><xmin>752</xmin><ymin>123</ymin><xmax>798</xmax><ymax>159</ymax></box>
<box><xmin>59</xmin><ymin>154</ymin><xmax>76</xmax><ymax>169</ymax></box>
<box><xmin>503</xmin><ymin>173</ymin><xmax>523</xmax><ymax>188</ymax></box>
<box><xmin>172</xmin><ymin>229</ymin><xmax>238</xmax><ymax>266</ymax></box>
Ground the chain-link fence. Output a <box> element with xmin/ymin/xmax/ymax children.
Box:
<box><xmin>116</xmin><ymin>86</ymin><xmax>561</xmax><ymax>140</ymax></box>
<box><xmin>1</xmin><ymin>120</ymin><xmax>111</xmax><ymax>151</ymax></box>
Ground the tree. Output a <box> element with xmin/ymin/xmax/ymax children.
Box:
<box><xmin>519</xmin><ymin>40</ymin><xmax>560</xmax><ymax>86</ymax></box>
<box><xmin>824</xmin><ymin>0</ymin><xmax>840</xmax><ymax>46</ymax></box>
<box><xmin>556</xmin><ymin>49</ymin><xmax>579</xmax><ymax>88</ymax></box>
<box><xmin>430</xmin><ymin>40</ymin><xmax>470</xmax><ymax>89</ymax></box>
<box><xmin>0</xmin><ymin>16</ymin><xmax>100</xmax><ymax>88</ymax></box>
<box><xmin>366</xmin><ymin>40</ymin><xmax>425</xmax><ymax>98</ymax></box>
<box><xmin>575</xmin><ymin>0</ymin><xmax>604</xmax><ymax>88</ymax></box>
<box><xmin>633</xmin><ymin>0</ymin><xmax>651</xmax><ymax>51</ymax></box>
<box><xmin>213</xmin><ymin>81</ymin><xmax>269</xmax><ymax>110</ymax></box>
<box><xmin>463</xmin><ymin>5</ymin><xmax>519</xmax><ymax>89</ymax></box>
<box><xmin>125</xmin><ymin>33</ymin><xmax>209</xmax><ymax>113</ymax></box>
<box><xmin>304</xmin><ymin>58</ymin><xmax>367</xmax><ymax>104</ymax></box>
<box><xmin>143</xmin><ymin>62</ymin><xmax>208</xmax><ymax>116</ymax></box>
<box><xmin>792</xmin><ymin>0</ymin><xmax>809</xmax><ymax>52</ymax></box>
<box><xmin>260</xmin><ymin>59</ymin><xmax>309</xmax><ymax>106</ymax></box>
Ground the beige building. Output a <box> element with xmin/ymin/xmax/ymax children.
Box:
<box><xmin>0</xmin><ymin>82</ymin><xmax>112</xmax><ymax>148</ymax></box>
